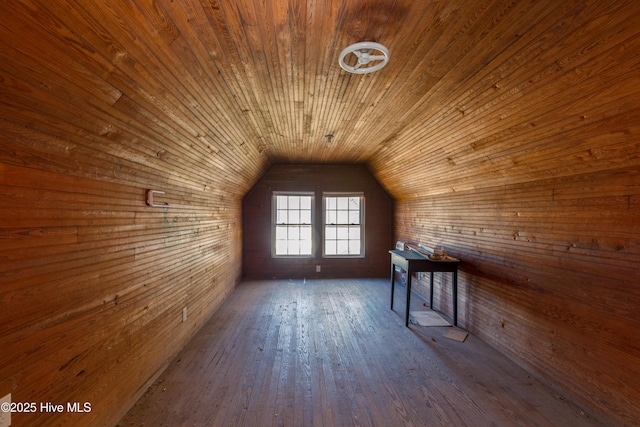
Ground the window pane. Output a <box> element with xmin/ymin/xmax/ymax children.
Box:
<box><xmin>288</xmin><ymin>226</ymin><xmax>299</xmax><ymax>240</ymax></box>
<box><xmin>349</xmin><ymin>211</ymin><xmax>360</xmax><ymax>224</ymax></box>
<box><xmin>300</xmin><ymin>210</ymin><xmax>311</xmax><ymax>224</ymax></box>
<box><xmin>337</xmin><ymin>197</ymin><xmax>348</xmax><ymax>209</ymax></box>
<box><xmin>275</xmin><ymin>240</ymin><xmax>287</xmax><ymax>255</ymax></box>
<box><xmin>277</xmin><ymin>195</ymin><xmax>287</xmax><ymax>209</ymax></box>
<box><xmin>327</xmin><ymin>197</ymin><xmax>336</xmax><ymax>209</ymax></box>
<box><xmin>337</xmin><ymin>210</ymin><xmax>348</xmax><ymax>224</ymax></box>
<box><xmin>300</xmin><ymin>238</ymin><xmax>312</xmax><ymax>255</ymax></box>
<box><xmin>289</xmin><ymin>209</ymin><xmax>300</xmax><ymax>224</ymax></box>
<box><xmin>275</xmin><ymin>225</ymin><xmax>287</xmax><ymax>239</ymax></box>
<box><xmin>325</xmin><ymin>225</ymin><xmax>336</xmax><ymax>239</ymax></box>
<box><xmin>349</xmin><ymin>240</ymin><xmax>361</xmax><ymax>254</ymax></box>
<box><xmin>349</xmin><ymin>225</ymin><xmax>360</xmax><ymax>239</ymax></box>
<box><xmin>288</xmin><ymin>240</ymin><xmax>300</xmax><ymax>255</ymax></box>
<box><xmin>276</xmin><ymin>210</ymin><xmax>287</xmax><ymax>224</ymax></box>
<box><xmin>300</xmin><ymin>225</ymin><xmax>312</xmax><ymax>241</ymax></box>
<box><xmin>326</xmin><ymin>210</ymin><xmax>336</xmax><ymax>224</ymax></box>
<box><xmin>337</xmin><ymin>240</ymin><xmax>349</xmax><ymax>254</ymax></box>
<box><xmin>300</xmin><ymin>196</ymin><xmax>311</xmax><ymax>209</ymax></box>
<box><xmin>349</xmin><ymin>197</ymin><xmax>360</xmax><ymax>210</ymax></box>
<box><xmin>337</xmin><ymin>226</ymin><xmax>349</xmax><ymax>239</ymax></box>
<box><xmin>289</xmin><ymin>196</ymin><xmax>300</xmax><ymax>209</ymax></box>
<box><xmin>325</xmin><ymin>240</ymin><xmax>336</xmax><ymax>255</ymax></box>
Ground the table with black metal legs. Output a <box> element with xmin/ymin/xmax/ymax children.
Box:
<box><xmin>389</xmin><ymin>249</ymin><xmax>460</xmax><ymax>327</ymax></box>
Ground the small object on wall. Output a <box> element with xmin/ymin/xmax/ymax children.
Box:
<box><xmin>146</xmin><ymin>190</ymin><xmax>169</xmax><ymax>207</ymax></box>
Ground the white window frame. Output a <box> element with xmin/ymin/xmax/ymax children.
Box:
<box><xmin>272</xmin><ymin>192</ymin><xmax>314</xmax><ymax>257</ymax></box>
<box><xmin>323</xmin><ymin>192</ymin><xmax>365</xmax><ymax>258</ymax></box>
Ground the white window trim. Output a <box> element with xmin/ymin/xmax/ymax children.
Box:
<box><xmin>271</xmin><ymin>191</ymin><xmax>315</xmax><ymax>258</ymax></box>
<box><xmin>322</xmin><ymin>192</ymin><xmax>365</xmax><ymax>258</ymax></box>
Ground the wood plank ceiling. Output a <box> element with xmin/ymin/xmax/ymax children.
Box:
<box><xmin>2</xmin><ymin>1</ymin><xmax>640</xmax><ymax>425</ymax></box>
<box><xmin>5</xmin><ymin>0</ymin><xmax>637</xmax><ymax>200</ymax></box>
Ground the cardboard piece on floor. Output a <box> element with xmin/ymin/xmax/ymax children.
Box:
<box><xmin>410</xmin><ymin>310</ymin><xmax>451</xmax><ymax>327</ymax></box>
<box><xmin>443</xmin><ymin>329</ymin><xmax>468</xmax><ymax>342</ymax></box>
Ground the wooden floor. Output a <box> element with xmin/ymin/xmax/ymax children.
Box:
<box><xmin>118</xmin><ymin>279</ymin><xmax>606</xmax><ymax>427</ymax></box>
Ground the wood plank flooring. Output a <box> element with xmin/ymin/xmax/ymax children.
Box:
<box><xmin>117</xmin><ymin>279</ymin><xmax>607</xmax><ymax>427</ymax></box>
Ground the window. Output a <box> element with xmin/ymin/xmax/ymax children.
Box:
<box><xmin>273</xmin><ymin>193</ymin><xmax>313</xmax><ymax>256</ymax></box>
<box><xmin>324</xmin><ymin>193</ymin><xmax>364</xmax><ymax>257</ymax></box>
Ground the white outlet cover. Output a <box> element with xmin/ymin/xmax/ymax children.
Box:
<box><xmin>182</xmin><ymin>307</ymin><xmax>187</xmax><ymax>322</ymax></box>
<box><xmin>0</xmin><ymin>393</ymin><xmax>11</xmax><ymax>427</ymax></box>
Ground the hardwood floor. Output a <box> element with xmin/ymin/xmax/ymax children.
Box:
<box><xmin>118</xmin><ymin>279</ymin><xmax>607</xmax><ymax>427</ymax></box>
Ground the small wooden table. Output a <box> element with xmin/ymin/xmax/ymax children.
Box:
<box><xmin>389</xmin><ymin>249</ymin><xmax>461</xmax><ymax>327</ymax></box>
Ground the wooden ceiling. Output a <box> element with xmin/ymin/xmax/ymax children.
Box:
<box><xmin>2</xmin><ymin>0</ymin><xmax>639</xmax><ymax>199</ymax></box>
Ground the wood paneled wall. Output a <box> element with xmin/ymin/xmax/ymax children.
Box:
<box><xmin>2</xmin><ymin>1</ymin><xmax>639</xmax><ymax>426</ymax></box>
<box><xmin>0</xmin><ymin>165</ymin><xmax>257</xmax><ymax>427</ymax></box>
<box><xmin>362</xmin><ymin>2</ymin><xmax>640</xmax><ymax>424</ymax></box>
<box><xmin>0</xmin><ymin>3</ymin><xmax>266</xmax><ymax>426</ymax></box>
<box><xmin>394</xmin><ymin>166</ymin><xmax>640</xmax><ymax>425</ymax></box>
<box><xmin>243</xmin><ymin>164</ymin><xmax>393</xmax><ymax>280</ymax></box>
<box><xmin>0</xmin><ymin>161</ymin><xmax>253</xmax><ymax>426</ymax></box>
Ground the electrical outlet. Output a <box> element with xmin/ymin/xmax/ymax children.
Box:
<box><xmin>0</xmin><ymin>393</ymin><xmax>11</xmax><ymax>427</ymax></box>
<box><xmin>182</xmin><ymin>307</ymin><xmax>188</xmax><ymax>322</ymax></box>
<box><xmin>316</xmin><ymin>265</ymin><xmax>321</xmax><ymax>272</ymax></box>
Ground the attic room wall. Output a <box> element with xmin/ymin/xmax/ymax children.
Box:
<box><xmin>0</xmin><ymin>3</ymin><xmax>266</xmax><ymax>427</ymax></box>
<box><xmin>394</xmin><ymin>171</ymin><xmax>640</xmax><ymax>424</ymax></box>
<box><xmin>384</xmin><ymin>33</ymin><xmax>640</xmax><ymax>427</ymax></box>
<box><xmin>364</xmin><ymin>1</ymin><xmax>640</xmax><ymax>423</ymax></box>
<box><xmin>1</xmin><ymin>163</ymin><xmax>247</xmax><ymax>427</ymax></box>
<box><xmin>243</xmin><ymin>164</ymin><xmax>393</xmax><ymax>280</ymax></box>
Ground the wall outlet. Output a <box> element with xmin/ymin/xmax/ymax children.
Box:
<box><xmin>0</xmin><ymin>393</ymin><xmax>11</xmax><ymax>427</ymax></box>
<box><xmin>182</xmin><ymin>307</ymin><xmax>188</xmax><ymax>322</ymax></box>
<box><xmin>316</xmin><ymin>265</ymin><xmax>321</xmax><ymax>272</ymax></box>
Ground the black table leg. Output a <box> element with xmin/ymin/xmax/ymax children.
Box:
<box><xmin>429</xmin><ymin>272</ymin><xmax>434</xmax><ymax>309</ymax></box>
<box><xmin>390</xmin><ymin>263</ymin><xmax>395</xmax><ymax>310</ymax></box>
<box><xmin>452</xmin><ymin>270</ymin><xmax>458</xmax><ymax>326</ymax></box>
<box><xmin>405</xmin><ymin>273</ymin><xmax>412</xmax><ymax>327</ymax></box>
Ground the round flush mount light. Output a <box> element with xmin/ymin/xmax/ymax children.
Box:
<box><xmin>339</xmin><ymin>41</ymin><xmax>390</xmax><ymax>74</ymax></box>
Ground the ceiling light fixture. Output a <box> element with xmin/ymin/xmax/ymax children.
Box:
<box><xmin>325</xmin><ymin>134</ymin><xmax>334</xmax><ymax>147</ymax></box>
<box><xmin>339</xmin><ymin>41</ymin><xmax>390</xmax><ymax>74</ymax></box>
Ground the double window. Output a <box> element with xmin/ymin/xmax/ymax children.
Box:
<box><xmin>272</xmin><ymin>192</ymin><xmax>364</xmax><ymax>257</ymax></box>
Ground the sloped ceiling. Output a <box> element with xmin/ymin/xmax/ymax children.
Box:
<box><xmin>2</xmin><ymin>0</ymin><xmax>638</xmax><ymax>199</ymax></box>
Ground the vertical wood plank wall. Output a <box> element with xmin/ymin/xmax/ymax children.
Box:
<box><xmin>243</xmin><ymin>164</ymin><xmax>393</xmax><ymax>279</ymax></box>
<box><xmin>394</xmin><ymin>168</ymin><xmax>640</xmax><ymax>424</ymax></box>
